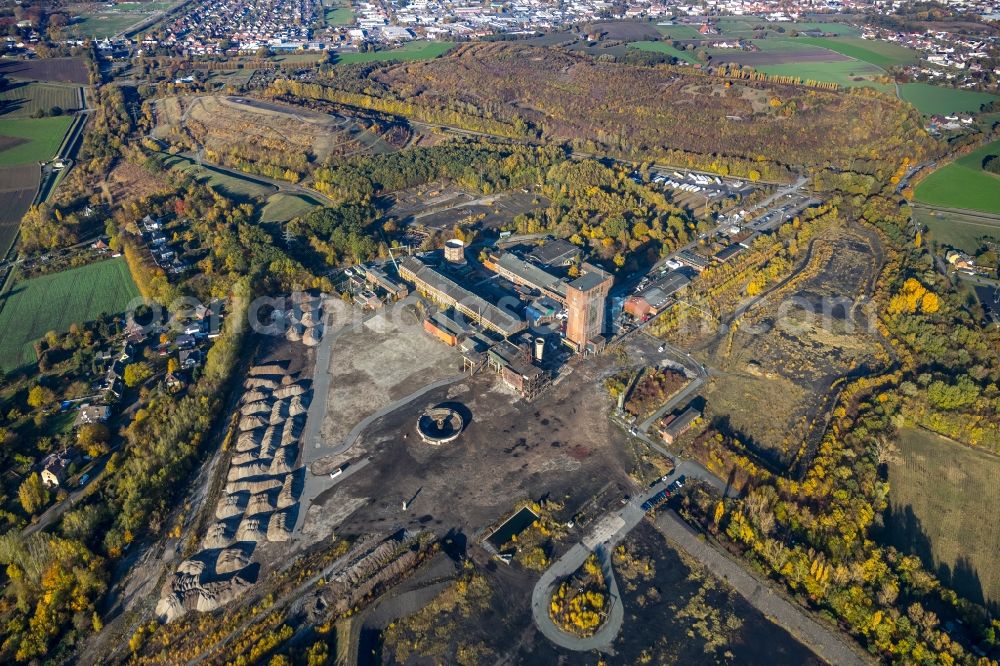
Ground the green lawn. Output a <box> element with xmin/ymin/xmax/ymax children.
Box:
<box><xmin>259</xmin><ymin>193</ymin><xmax>321</xmax><ymax>223</ymax></box>
<box><xmin>0</xmin><ymin>258</ymin><xmax>141</xmax><ymax>371</ymax></box>
<box><xmin>795</xmin><ymin>36</ymin><xmax>918</xmax><ymax>68</ymax></box>
<box><xmin>654</xmin><ymin>24</ymin><xmax>703</xmax><ymax>40</ymax></box>
<box><xmin>332</xmin><ymin>41</ymin><xmax>455</xmax><ymax>64</ymax></box>
<box><xmin>628</xmin><ymin>40</ymin><xmax>698</xmax><ymax>64</ymax></box>
<box><xmin>160</xmin><ymin>153</ymin><xmax>277</xmax><ymax>200</ymax></box>
<box><xmin>913</xmin><ymin>207</ymin><xmax>1000</xmax><ymax>252</ymax></box>
<box><xmin>0</xmin><ymin>82</ymin><xmax>80</xmax><ymax>118</ymax></box>
<box><xmin>899</xmin><ymin>83</ymin><xmax>1000</xmax><ymax>117</ymax></box>
<box><xmin>914</xmin><ymin>140</ymin><xmax>1000</xmax><ymax>214</ymax></box>
<box><xmin>0</xmin><ymin>116</ymin><xmax>74</xmax><ymax>166</ymax></box>
<box><xmin>756</xmin><ymin>60</ymin><xmax>892</xmax><ymax>91</ymax></box>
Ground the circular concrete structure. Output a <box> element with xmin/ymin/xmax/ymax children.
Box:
<box><xmin>417</xmin><ymin>405</ymin><xmax>465</xmax><ymax>445</ymax></box>
<box><xmin>444</xmin><ymin>238</ymin><xmax>466</xmax><ymax>264</ymax></box>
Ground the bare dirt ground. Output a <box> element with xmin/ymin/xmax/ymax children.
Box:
<box><xmin>152</xmin><ymin>95</ymin><xmax>383</xmax><ymax>162</ymax></box>
<box><xmin>310</xmin><ymin>354</ymin><xmax>638</xmax><ymax>546</ymax></box>
<box><xmin>318</xmin><ymin>299</ymin><xmax>464</xmax><ymax>448</ymax></box>
<box><xmin>703</xmin><ymin>230</ymin><xmax>882</xmax><ymax>469</ymax></box>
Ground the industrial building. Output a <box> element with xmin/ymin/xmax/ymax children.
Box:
<box><xmin>399</xmin><ymin>256</ymin><xmax>526</xmax><ymax>338</ymax></box>
<box><xmin>526</xmin><ymin>238</ymin><xmax>581</xmax><ymax>267</ymax></box>
<box><xmin>492</xmin><ymin>252</ymin><xmax>568</xmax><ymax>303</ymax></box>
<box><xmin>423</xmin><ymin>309</ymin><xmax>472</xmax><ymax>347</ymax></box>
<box><xmin>624</xmin><ymin>270</ymin><xmax>691</xmax><ymax>320</ymax></box>
<box><xmin>564</xmin><ymin>264</ymin><xmax>613</xmax><ymax>353</ymax></box>
<box><xmin>661</xmin><ymin>406</ymin><xmax>701</xmax><ymax>445</ymax></box>
<box><xmin>487</xmin><ymin>339</ymin><xmax>550</xmax><ymax>401</ymax></box>
<box><xmin>361</xmin><ymin>266</ymin><xmax>409</xmax><ymax>301</ymax></box>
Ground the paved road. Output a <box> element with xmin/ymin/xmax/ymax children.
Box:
<box><xmin>530</xmin><ymin>466</ymin><xmax>698</xmax><ymax>652</ymax></box>
<box><xmin>653</xmin><ymin>512</ymin><xmax>872</xmax><ymax>666</ymax></box>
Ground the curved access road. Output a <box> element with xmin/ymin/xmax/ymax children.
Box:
<box><xmin>530</xmin><ymin>466</ymin><xmax>692</xmax><ymax>652</ymax></box>
<box><xmin>531</xmin><ymin>543</ymin><xmax>626</xmax><ymax>653</ymax></box>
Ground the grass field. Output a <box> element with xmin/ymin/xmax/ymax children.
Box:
<box><xmin>914</xmin><ymin>207</ymin><xmax>1000</xmax><ymax>252</ymax></box>
<box><xmin>914</xmin><ymin>140</ymin><xmax>1000</xmax><ymax>213</ymax></box>
<box><xmin>259</xmin><ymin>193</ymin><xmax>321</xmax><ymax>223</ymax></box>
<box><xmin>332</xmin><ymin>41</ymin><xmax>456</xmax><ymax>64</ymax></box>
<box><xmin>795</xmin><ymin>36</ymin><xmax>918</xmax><ymax>67</ymax></box>
<box><xmin>324</xmin><ymin>0</ymin><xmax>354</xmax><ymax>26</ymax></box>
<box><xmin>654</xmin><ymin>24</ymin><xmax>703</xmax><ymax>40</ymax></box>
<box><xmin>0</xmin><ymin>82</ymin><xmax>79</xmax><ymax>118</ymax></box>
<box><xmin>0</xmin><ymin>116</ymin><xmax>74</xmax><ymax>166</ymax></box>
<box><xmin>899</xmin><ymin>83</ymin><xmax>1000</xmax><ymax>116</ymax></box>
<box><xmin>69</xmin><ymin>12</ymin><xmax>145</xmax><ymax>39</ymax></box>
<box><xmin>160</xmin><ymin>153</ymin><xmax>277</xmax><ymax>200</ymax></box>
<box><xmin>883</xmin><ymin>426</ymin><xmax>1000</xmax><ymax>608</ymax></box>
<box><xmin>756</xmin><ymin>60</ymin><xmax>892</xmax><ymax>91</ymax></box>
<box><xmin>715</xmin><ymin>18</ymin><xmax>860</xmax><ymax>38</ymax></box>
<box><xmin>0</xmin><ymin>258</ymin><xmax>140</xmax><ymax>371</ymax></box>
<box><xmin>628</xmin><ymin>40</ymin><xmax>698</xmax><ymax>64</ymax></box>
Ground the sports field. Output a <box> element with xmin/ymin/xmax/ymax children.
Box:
<box><xmin>883</xmin><ymin>426</ymin><xmax>1000</xmax><ymax>608</ymax></box>
<box><xmin>0</xmin><ymin>258</ymin><xmax>141</xmax><ymax>371</ymax></box>
<box><xmin>0</xmin><ymin>116</ymin><xmax>74</xmax><ymax>166</ymax></box>
<box><xmin>161</xmin><ymin>153</ymin><xmax>277</xmax><ymax>200</ymax></box>
<box><xmin>332</xmin><ymin>41</ymin><xmax>456</xmax><ymax>64</ymax></box>
<box><xmin>899</xmin><ymin>83</ymin><xmax>1000</xmax><ymax>117</ymax></box>
<box><xmin>795</xmin><ymin>36</ymin><xmax>918</xmax><ymax>67</ymax></box>
<box><xmin>0</xmin><ymin>82</ymin><xmax>80</xmax><ymax>118</ymax></box>
<box><xmin>914</xmin><ymin>140</ymin><xmax>1000</xmax><ymax>213</ymax></box>
<box><xmin>756</xmin><ymin>60</ymin><xmax>892</xmax><ymax>91</ymax></box>
<box><xmin>628</xmin><ymin>40</ymin><xmax>698</xmax><ymax>63</ymax></box>
<box><xmin>259</xmin><ymin>193</ymin><xmax>321</xmax><ymax>223</ymax></box>
<box><xmin>913</xmin><ymin>207</ymin><xmax>1000</xmax><ymax>252</ymax></box>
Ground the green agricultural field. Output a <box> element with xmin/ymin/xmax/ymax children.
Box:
<box><xmin>654</xmin><ymin>24</ymin><xmax>703</xmax><ymax>40</ymax></box>
<box><xmin>160</xmin><ymin>153</ymin><xmax>277</xmax><ymax>200</ymax></box>
<box><xmin>332</xmin><ymin>41</ymin><xmax>456</xmax><ymax>64</ymax></box>
<box><xmin>0</xmin><ymin>258</ymin><xmax>141</xmax><ymax>371</ymax></box>
<box><xmin>913</xmin><ymin>207</ymin><xmax>1000</xmax><ymax>252</ymax></box>
<box><xmin>883</xmin><ymin>426</ymin><xmax>1000</xmax><ymax>608</ymax></box>
<box><xmin>756</xmin><ymin>60</ymin><xmax>892</xmax><ymax>91</ymax></box>
<box><xmin>259</xmin><ymin>193</ymin><xmax>321</xmax><ymax>223</ymax></box>
<box><xmin>899</xmin><ymin>83</ymin><xmax>1000</xmax><ymax>117</ymax></box>
<box><xmin>0</xmin><ymin>116</ymin><xmax>74</xmax><ymax>166</ymax></box>
<box><xmin>628</xmin><ymin>40</ymin><xmax>698</xmax><ymax>64</ymax></box>
<box><xmin>795</xmin><ymin>36</ymin><xmax>917</xmax><ymax>67</ymax></box>
<box><xmin>914</xmin><ymin>140</ymin><xmax>1000</xmax><ymax>214</ymax></box>
<box><xmin>0</xmin><ymin>82</ymin><xmax>80</xmax><ymax>118</ymax></box>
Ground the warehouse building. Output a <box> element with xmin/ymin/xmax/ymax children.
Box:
<box><xmin>493</xmin><ymin>252</ymin><xmax>568</xmax><ymax>303</ymax></box>
<box><xmin>661</xmin><ymin>406</ymin><xmax>701</xmax><ymax>445</ymax></box>
<box><xmin>624</xmin><ymin>270</ymin><xmax>691</xmax><ymax>319</ymax></box>
<box><xmin>399</xmin><ymin>256</ymin><xmax>526</xmax><ymax>338</ymax></box>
